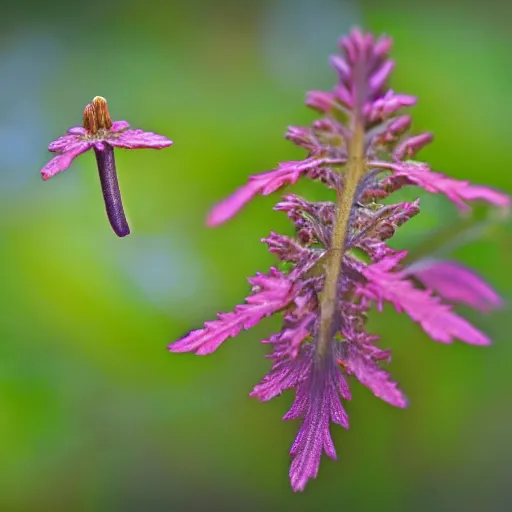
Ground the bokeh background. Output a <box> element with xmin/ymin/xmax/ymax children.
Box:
<box><xmin>1</xmin><ymin>0</ymin><xmax>511</xmax><ymax>510</ymax></box>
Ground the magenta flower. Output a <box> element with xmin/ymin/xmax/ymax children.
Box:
<box><xmin>41</xmin><ymin>96</ymin><xmax>173</xmax><ymax>237</ymax></box>
<box><xmin>169</xmin><ymin>29</ymin><xmax>509</xmax><ymax>492</ymax></box>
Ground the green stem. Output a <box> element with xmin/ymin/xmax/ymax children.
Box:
<box><xmin>316</xmin><ymin>120</ymin><xmax>366</xmax><ymax>358</ymax></box>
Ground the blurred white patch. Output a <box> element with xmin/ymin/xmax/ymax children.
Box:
<box><xmin>119</xmin><ymin>234</ymin><xmax>204</xmax><ymax>311</ymax></box>
<box><xmin>259</xmin><ymin>0</ymin><xmax>361</xmax><ymax>89</ymax></box>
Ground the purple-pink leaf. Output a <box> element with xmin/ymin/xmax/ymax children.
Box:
<box><xmin>262</xmin><ymin>232</ymin><xmax>309</xmax><ymax>262</ymax></box>
<box><xmin>281</xmin><ymin>314</ymin><xmax>315</xmax><ymax>359</ymax></box>
<box><xmin>345</xmin><ymin>344</ymin><xmax>407</xmax><ymax>408</ymax></box>
<box><xmin>285</xmin><ymin>126</ymin><xmax>319</xmax><ymax>152</ymax></box>
<box><xmin>405</xmin><ymin>260</ymin><xmax>503</xmax><ymax>312</ymax></box>
<box><xmin>306</xmin><ymin>90</ymin><xmax>339</xmax><ymax>112</ymax></box>
<box><xmin>250</xmin><ymin>346</ymin><xmax>311</xmax><ymax>402</ymax></box>
<box><xmin>207</xmin><ymin>157</ymin><xmax>344</xmax><ymax>227</ymax></box>
<box><xmin>371</xmin><ymin>161</ymin><xmax>511</xmax><ymax>210</ymax></box>
<box><xmin>365</xmin><ymin>91</ymin><xmax>417</xmax><ymax>123</ymax></box>
<box><xmin>261</xmin><ymin>304</ymin><xmax>315</xmax><ymax>359</ymax></box>
<box><xmin>359</xmin><ymin>252</ymin><xmax>491</xmax><ymax>345</ymax></box>
<box><xmin>252</xmin><ymin>346</ymin><xmax>351</xmax><ymax>492</ymax></box>
<box><xmin>369</xmin><ymin>60</ymin><xmax>395</xmax><ymax>93</ymax></box>
<box><xmin>284</xmin><ymin>348</ymin><xmax>350</xmax><ymax>492</ymax></box>
<box><xmin>169</xmin><ymin>269</ymin><xmax>294</xmax><ymax>355</ymax></box>
<box><xmin>393</xmin><ymin>132</ymin><xmax>433</xmax><ymax>160</ymax></box>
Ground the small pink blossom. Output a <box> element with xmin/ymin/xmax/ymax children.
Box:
<box><xmin>41</xmin><ymin>96</ymin><xmax>173</xmax><ymax>237</ymax></box>
<box><xmin>41</xmin><ymin>97</ymin><xmax>172</xmax><ymax>181</ymax></box>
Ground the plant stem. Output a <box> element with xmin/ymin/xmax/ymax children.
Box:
<box><xmin>94</xmin><ymin>145</ymin><xmax>130</xmax><ymax>237</ymax></box>
<box><xmin>316</xmin><ymin>120</ymin><xmax>366</xmax><ymax>358</ymax></box>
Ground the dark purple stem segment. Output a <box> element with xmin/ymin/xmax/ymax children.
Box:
<box><xmin>93</xmin><ymin>145</ymin><xmax>130</xmax><ymax>237</ymax></box>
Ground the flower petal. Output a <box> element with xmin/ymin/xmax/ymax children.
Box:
<box><xmin>108</xmin><ymin>129</ymin><xmax>173</xmax><ymax>150</ymax></box>
<box><xmin>111</xmin><ymin>120</ymin><xmax>130</xmax><ymax>132</ymax></box>
<box><xmin>48</xmin><ymin>127</ymin><xmax>85</xmax><ymax>152</ymax></box>
<box><xmin>41</xmin><ymin>142</ymin><xmax>92</xmax><ymax>180</ymax></box>
<box><xmin>169</xmin><ymin>269</ymin><xmax>294</xmax><ymax>355</ymax></box>
<box><xmin>405</xmin><ymin>259</ymin><xmax>503</xmax><ymax>312</ymax></box>
<box><xmin>68</xmin><ymin>126</ymin><xmax>88</xmax><ymax>136</ymax></box>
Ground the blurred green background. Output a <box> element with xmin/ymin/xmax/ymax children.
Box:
<box><xmin>1</xmin><ymin>0</ymin><xmax>511</xmax><ymax>510</ymax></box>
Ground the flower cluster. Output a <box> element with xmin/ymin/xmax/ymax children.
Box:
<box><xmin>41</xmin><ymin>96</ymin><xmax>173</xmax><ymax>237</ymax></box>
<box><xmin>170</xmin><ymin>29</ymin><xmax>509</xmax><ymax>491</ymax></box>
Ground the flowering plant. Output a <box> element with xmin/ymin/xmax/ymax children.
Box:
<box><xmin>170</xmin><ymin>29</ymin><xmax>509</xmax><ymax>491</ymax></box>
